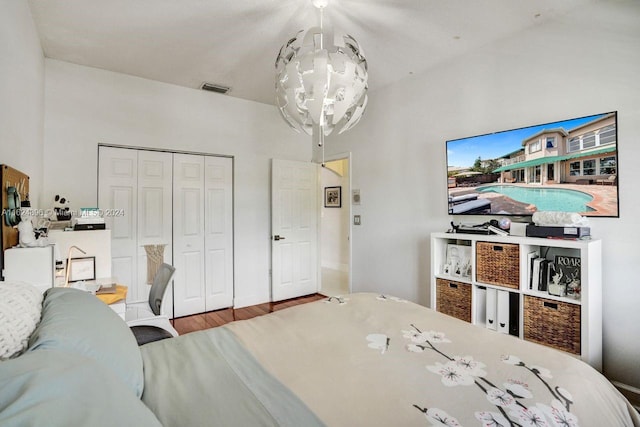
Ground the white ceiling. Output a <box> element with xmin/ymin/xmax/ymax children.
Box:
<box><xmin>28</xmin><ymin>0</ymin><xmax>592</xmax><ymax>106</ymax></box>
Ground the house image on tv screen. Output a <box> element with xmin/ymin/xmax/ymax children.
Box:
<box><xmin>446</xmin><ymin>111</ymin><xmax>618</xmax><ymax>217</ymax></box>
<box><xmin>493</xmin><ymin>112</ymin><xmax>616</xmax><ymax>186</ymax></box>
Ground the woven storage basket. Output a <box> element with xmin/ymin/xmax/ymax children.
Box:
<box><xmin>436</xmin><ymin>278</ymin><xmax>472</xmax><ymax>323</ymax></box>
<box><xmin>523</xmin><ymin>295</ymin><xmax>581</xmax><ymax>354</ymax></box>
<box><xmin>476</xmin><ymin>241</ymin><xmax>519</xmax><ymax>289</ymax></box>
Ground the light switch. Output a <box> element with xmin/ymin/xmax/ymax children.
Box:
<box><xmin>354</xmin><ymin>215</ymin><xmax>361</xmax><ymax>225</ymax></box>
<box><xmin>352</xmin><ymin>189</ymin><xmax>361</xmax><ymax>205</ymax></box>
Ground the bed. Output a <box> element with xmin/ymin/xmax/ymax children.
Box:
<box><xmin>1</xmin><ymin>286</ymin><xmax>638</xmax><ymax>426</ymax></box>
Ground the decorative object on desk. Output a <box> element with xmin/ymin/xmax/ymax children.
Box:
<box><xmin>144</xmin><ymin>244</ymin><xmax>167</xmax><ymax>285</ymax></box>
<box><xmin>547</xmin><ymin>262</ymin><xmax>566</xmax><ymax>297</ymax></box>
<box><xmin>498</xmin><ymin>217</ymin><xmax>511</xmax><ymax>230</ymax></box>
<box><xmin>53</xmin><ymin>194</ymin><xmax>71</xmax><ymax>221</ymax></box>
<box><xmin>324</xmin><ymin>186</ymin><xmax>341</xmax><ymax>208</ymax></box>
<box><xmin>67</xmin><ymin>256</ymin><xmax>96</xmax><ymax>283</ymax></box>
<box><xmin>554</xmin><ymin>255</ymin><xmax>581</xmax><ymax>299</ymax></box>
<box><xmin>17</xmin><ymin>216</ymin><xmax>37</xmax><ymax>247</ymax></box>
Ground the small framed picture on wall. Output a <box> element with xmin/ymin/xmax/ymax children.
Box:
<box><xmin>324</xmin><ymin>186</ymin><xmax>342</xmax><ymax>208</ymax></box>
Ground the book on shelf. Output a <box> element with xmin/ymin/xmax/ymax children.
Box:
<box><xmin>527</xmin><ymin>251</ymin><xmax>539</xmax><ymax>290</ymax></box>
<box><xmin>554</xmin><ymin>255</ymin><xmax>581</xmax><ymax>298</ymax></box>
<box><xmin>531</xmin><ymin>257</ymin><xmax>543</xmax><ymax>290</ymax></box>
<box><xmin>538</xmin><ymin>259</ymin><xmax>552</xmax><ymax>292</ymax></box>
<box><xmin>530</xmin><ymin>257</ymin><xmax>552</xmax><ymax>292</ymax></box>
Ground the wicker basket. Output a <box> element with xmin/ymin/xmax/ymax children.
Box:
<box><xmin>523</xmin><ymin>295</ymin><xmax>581</xmax><ymax>354</ymax></box>
<box><xmin>476</xmin><ymin>241</ymin><xmax>519</xmax><ymax>289</ymax></box>
<box><xmin>436</xmin><ymin>278</ymin><xmax>472</xmax><ymax>323</ymax></box>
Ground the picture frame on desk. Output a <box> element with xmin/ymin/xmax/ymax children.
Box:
<box><xmin>446</xmin><ymin>244</ymin><xmax>472</xmax><ymax>279</ymax></box>
<box><xmin>67</xmin><ymin>256</ymin><xmax>96</xmax><ymax>282</ymax></box>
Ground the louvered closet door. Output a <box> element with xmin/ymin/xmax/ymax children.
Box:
<box><xmin>173</xmin><ymin>154</ymin><xmax>206</xmax><ymax>317</ymax></box>
<box><xmin>98</xmin><ymin>146</ymin><xmax>138</xmax><ymax>302</ymax></box>
<box><xmin>204</xmin><ymin>156</ymin><xmax>233</xmax><ymax>311</ymax></box>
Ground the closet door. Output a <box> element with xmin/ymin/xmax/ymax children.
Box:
<box><xmin>136</xmin><ymin>150</ymin><xmax>173</xmax><ymax>306</ymax></box>
<box><xmin>204</xmin><ymin>156</ymin><xmax>233</xmax><ymax>311</ymax></box>
<box><xmin>173</xmin><ymin>154</ymin><xmax>206</xmax><ymax>317</ymax></box>
<box><xmin>98</xmin><ymin>146</ymin><xmax>138</xmax><ymax>302</ymax></box>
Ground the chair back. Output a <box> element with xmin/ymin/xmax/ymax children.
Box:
<box><xmin>148</xmin><ymin>263</ymin><xmax>176</xmax><ymax>316</ymax></box>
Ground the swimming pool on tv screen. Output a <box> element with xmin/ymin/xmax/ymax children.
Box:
<box><xmin>477</xmin><ymin>185</ymin><xmax>595</xmax><ymax>212</ymax></box>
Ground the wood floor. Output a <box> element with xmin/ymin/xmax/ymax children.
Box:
<box><xmin>172</xmin><ymin>293</ymin><xmax>326</xmax><ymax>335</ymax></box>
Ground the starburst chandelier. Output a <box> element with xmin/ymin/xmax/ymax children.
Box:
<box><xmin>275</xmin><ymin>0</ymin><xmax>368</xmax><ymax>164</ymax></box>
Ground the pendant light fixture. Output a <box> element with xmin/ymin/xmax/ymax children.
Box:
<box><xmin>275</xmin><ymin>0</ymin><xmax>368</xmax><ymax>164</ymax></box>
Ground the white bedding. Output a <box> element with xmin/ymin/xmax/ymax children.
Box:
<box><xmin>226</xmin><ymin>293</ymin><xmax>640</xmax><ymax>426</ymax></box>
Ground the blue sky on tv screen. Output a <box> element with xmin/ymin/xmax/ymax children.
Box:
<box><xmin>447</xmin><ymin>113</ymin><xmax>608</xmax><ymax>168</ymax></box>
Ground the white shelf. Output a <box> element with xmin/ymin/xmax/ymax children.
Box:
<box><xmin>431</xmin><ymin>231</ymin><xmax>602</xmax><ymax>370</ymax></box>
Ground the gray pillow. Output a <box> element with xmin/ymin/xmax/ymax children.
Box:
<box><xmin>28</xmin><ymin>287</ymin><xmax>144</xmax><ymax>397</ymax></box>
<box><xmin>0</xmin><ymin>349</ymin><xmax>161</xmax><ymax>427</ymax></box>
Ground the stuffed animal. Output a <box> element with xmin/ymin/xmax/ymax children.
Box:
<box><xmin>53</xmin><ymin>195</ymin><xmax>71</xmax><ymax>221</ymax></box>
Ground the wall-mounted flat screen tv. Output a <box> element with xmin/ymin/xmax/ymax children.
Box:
<box><xmin>446</xmin><ymin>111</ymin><xmax>618</xmax><ymax>217</ymax></box>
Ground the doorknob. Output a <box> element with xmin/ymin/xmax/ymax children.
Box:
<box><xmin>273</xmin><ymin>235</ymin><xmax>286</xmax><ymax>241</ymax></box>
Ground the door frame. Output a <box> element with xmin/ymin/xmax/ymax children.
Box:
<box><xmin>320</xmin><ymin>151</ymin><xmax>353</xmax><ymax>294</ymax></box>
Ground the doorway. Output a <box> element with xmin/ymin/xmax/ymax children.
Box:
<box><xmin>319</xmin><ymin>156</ymin><xmax>351</xmax><ymax>296</ymax></box>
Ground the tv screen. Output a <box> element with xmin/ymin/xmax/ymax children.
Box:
<box><xmin>446</xmin><ymin>111</ymin><xmax>618</xmax><ymax>217</ymax></box>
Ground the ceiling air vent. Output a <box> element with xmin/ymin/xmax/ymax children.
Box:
<box><xmin>201</xmin><ymin>82</ymin><xmax>230</xmax><ymax>94</ymax></box>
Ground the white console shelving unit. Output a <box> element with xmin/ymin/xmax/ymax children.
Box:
<box><xmin>430</xmin><ymin>231</ymin><xmax>602</xmax><ymax>370</ymax></box>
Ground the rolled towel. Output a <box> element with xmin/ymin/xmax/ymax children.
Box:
<box><xmin>532</xmin><ymin>211</ymin><xmax>589</xmax><ymax>227</ymax></box>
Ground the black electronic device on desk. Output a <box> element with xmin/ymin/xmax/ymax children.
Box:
<box><xmin>449</xmin><ymin>222</ymin><xmax>491</xmax><ymax>235</ymax></box>
<box><xmin>526</xmin><ymin>225</ymin><xmax>591</xmax><ymax>239</ymax></box>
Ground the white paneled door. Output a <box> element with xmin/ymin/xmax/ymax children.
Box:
<box><xmin>271</xmin><ymin>159</ymin><xmax>319</xmax><ymax>302</ymax></box>
<box><xmin>98</xmin><ymin>146</ymin><xmax>138</xmax><ymax>301</ymax></box>
<box><xmin>173</xmin><ymin>153</ymin><xmax>206</xmax><ymax>316</ymax></box>
<box><xmin>204</xmin><ymin>156</ymin><xmax>234</xmax><ymax>311</ymax></box>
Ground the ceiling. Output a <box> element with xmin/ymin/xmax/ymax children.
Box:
<box><xmin>28</xmin><ymin>0</ymin><xmax>593</xmax><ymax>106</ymax></box>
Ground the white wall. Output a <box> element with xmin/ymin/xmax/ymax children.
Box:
<box><xmin>329</xmin><ymin>1</ymin><xmax>640</xmax><ymax>389</ymax></box>
<box><xmin>321</xmin><ymin>162</ymin><xmax>349</xmax><ymax>271</ymax></box>
<box><xmin>0</xmin><ymin>0</ymin><xmax>44</xmax><ymax>204</ymax></box>
<box><xmin>42</xmin><ymin>59</ymin><xmax>310</xmax><ymax>307</ymax></box>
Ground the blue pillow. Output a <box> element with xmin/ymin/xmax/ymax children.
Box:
<box><xmin>0</xmin><ymin>349</ymin><xmax>161</xmax><ymax>426</ymax></box>
<box><xmin>28</xmin><ymin>288</ymin><xmax>144</xmax><ymax>397</ymax></box>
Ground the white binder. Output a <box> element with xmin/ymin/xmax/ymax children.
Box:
<box><xmin>485</xmin><ymin>288</ymin><xmax>497</xmax><ymax>330</ymax></box>
<box><xmin>475</xmin><ymin>286</ymin><xmax>487</xmax><ymax>327</ymax></box>
<box><xmin>497</xmin><ymin>290</ymin><xmax>510</xmax><ymax>334</ymax></box>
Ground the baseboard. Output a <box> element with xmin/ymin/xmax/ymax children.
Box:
<box><xmin>233</xmin><ymin>293</ymin><xmax>268</xmax><ymax>309</ymax></box>
<box><xmin>612</xmin><ymin>381</ymin><xmax>640</xmax><ymax>411</ymax></box>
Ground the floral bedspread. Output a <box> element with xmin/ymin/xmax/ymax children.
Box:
<box><xmin>225</xmin><ymin>293</ymin><xmax>639</xmax><ymax>427</ymax></box>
